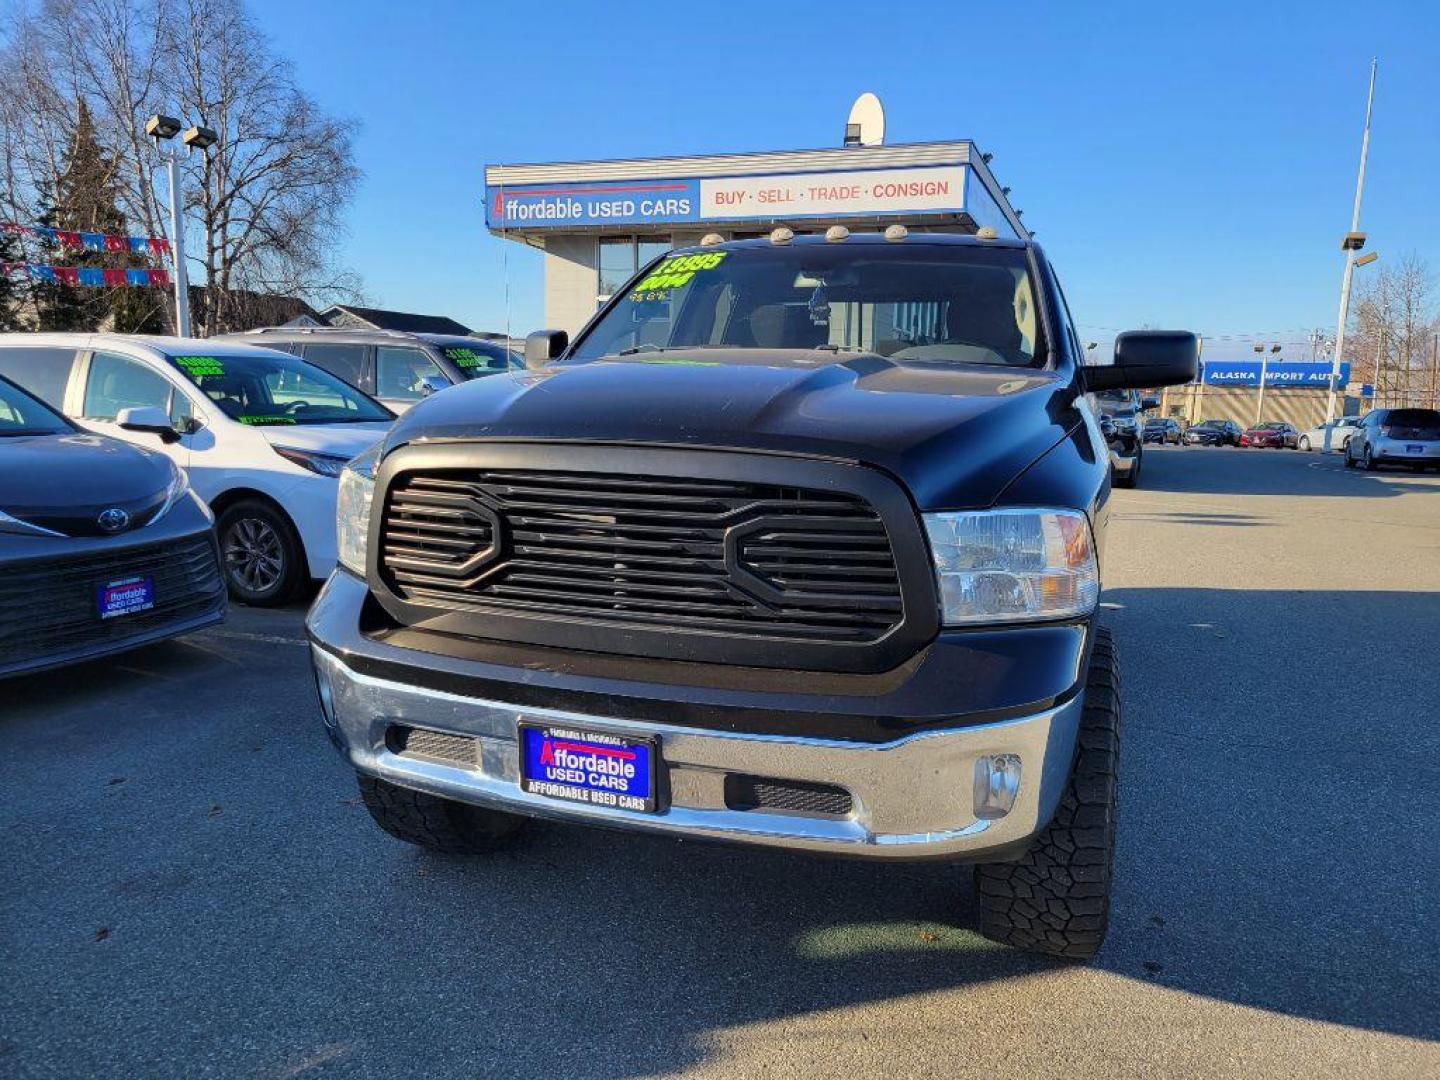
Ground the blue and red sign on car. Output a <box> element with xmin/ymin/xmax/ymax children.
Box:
<box><xmin>519</xmin><ymin>724</ymin><xmax>657</xmax><ymax>813</ymax></box>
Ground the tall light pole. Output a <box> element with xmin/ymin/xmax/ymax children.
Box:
<box><xmin>145</xmin><ymin>115</ymin><xmax>217</xmax><ymax>338</ymax></box>
<box><xmin>1323</xmin><ymin>60</ymin><xmax>1378</xmax><ymax>448</ymax></box>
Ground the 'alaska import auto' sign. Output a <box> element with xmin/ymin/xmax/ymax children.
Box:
<box><xmin>1200</xmin><ymin>361</ymin><xmax>1351</xmax><ymax>388</ymax></box>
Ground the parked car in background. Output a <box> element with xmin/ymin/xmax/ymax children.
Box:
<box><xmin>1142</xmin><ymin>417</ymin><xmax>1182</xmax><ymax>444</ymax></box>
<box><xmin>0</xmin><ymin>334</ymin><xmax>394</xmax><ymax>606</ymax></box>
<box><xmin>1240</xmin><ymin>421</ymin><xmax>1299</xmax><ymax>448</ymax></box>
<box><xmin>1183</xmin><ymin>419</ymin><xmax>1242</xmax><ymax>446</ymax></box>
<box><xmin>217</xmin><ymin>328</ymin><xmax>523</xmax><ymax>414</ymax></box>
<box><xmin>1344</xmin><ymin>408</ymin><xmax>1440</xmax><ymax>471</ymax></box>
<box><xmin>0</xmin><ymin>373</ymin><xmax>225</xmax><ymax>677</ymax></box>
<box><xmin>1093</xmin><ymin>388</ymin><xmax>1154</xmax><ymax>487</ymax></box>
<box><xmin>1297</xmin><ymin>415</ymin><xmax>1363</xmax><ymax>451</ymax></box>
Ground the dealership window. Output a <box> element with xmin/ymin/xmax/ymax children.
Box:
<box><xmin>597</xmin><ymin>237</ymin><xmax>672</xmax><ymax>306</ymax></box>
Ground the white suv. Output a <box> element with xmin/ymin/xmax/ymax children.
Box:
<box><xmin>0</xmin><ymin>334</ymin><xmax>394</xmax><ymax>605</ymax></box>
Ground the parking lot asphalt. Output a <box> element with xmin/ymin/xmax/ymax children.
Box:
<box><xmin>3</xmin><ymin>446</ymin><xmax>1439</xmax><ymax>1079</ymax></box>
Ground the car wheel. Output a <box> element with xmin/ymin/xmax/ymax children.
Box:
<box><xmin>975</xmin><ymin>626</ymin><xmax>1119</xmax><ymax>960</ymax></box>
<box><xmin>1299</xmin><ymin>436</ymin><xmax>1311</xmax><ymax>451</ymax></box>
<box><xmin>1363</xmin><ymin>445</ymin><xmax>1379</xmax><ymax>472</ymax></box>
<box><xmin>216</xmin><ymin>499</ymin><xmax>305</xmax><ymax>606</ymax></box>
<box><xmin>358</xmin><ymin>774</ymin><xmax>527</xmax><ymax>854</ymax></box>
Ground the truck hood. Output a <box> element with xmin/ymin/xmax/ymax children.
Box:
<box><xmin>257</xmin><ymin>422</ymin><xmax>392</xmax><ymax>460</ymax></box>
<box><xmin>381</xmin><ymin>351</ymin><xmax>1082</xmax><ymax>509</ymax></box>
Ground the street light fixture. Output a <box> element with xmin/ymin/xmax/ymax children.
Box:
<box><xmin>182</xmin><ymin>126</ymin><xmax>218</xmax><ymax>152</ymax></box>
<box><xmin>145</xmin><ymin>114</ymin><xmax>217</xmax><ymax>337</ymax></box>
<box><xmin>145</xmin><ymin>115</ymin><xmax>182</xmax><ymax>141</ymax></box>
<box><xmin>1355</xmin><ymin>250</ymin><xmax>1379</xmax><ymax>268</ymax></box>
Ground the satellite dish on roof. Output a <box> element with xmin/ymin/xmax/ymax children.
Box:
<box><xmin>844</xmin><ymin>93</ymin><xmax>885</xmax><ymax>147</ymax></box>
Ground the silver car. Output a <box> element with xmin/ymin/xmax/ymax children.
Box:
<box><xmin>1344</xmin><ymin>408</ymin><xmax>1440</xmax><ymax>470</ymax></box>
<box><xmin>1297</xmin><ymin>416</ymin><xmax>1362</xmax><ymax>451</ymax></box>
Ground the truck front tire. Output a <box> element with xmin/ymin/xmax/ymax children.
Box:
<box><xmin>358</xmin><ymin>774</ymin><xmax>528</xmax><ymax>854</ymax></box>
<box><xmin>974</xmin><ymin>626</ymin><xmax>1119</xmax><ymax>960</ymax></box>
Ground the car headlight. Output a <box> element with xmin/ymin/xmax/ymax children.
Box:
<box><xmin>923</xmin><ymin>509</ymin><xmax>1099</xmax><ymax>625</ymax></box>
<box><xmin>147</xmin><ymin>459</ymin><xmax>192</xmax><ymax>526</ymax></box>
<box><xmin>336</xmin><ymin>442</ymin><xmax>381</xmax><ymax>576</ymax></box>
<box><xmin>272</xmin><ymin>445</ymin><xmax>351</xmax><ymax>477</ymax></box>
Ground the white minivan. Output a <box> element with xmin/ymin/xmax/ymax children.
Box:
<box><xmin>0</xmin><ymin>334</ymin><xmax>394</xmax><ymax>605</ymax></box>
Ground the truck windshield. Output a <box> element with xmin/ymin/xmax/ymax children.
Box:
<box><xmin>164</xmin><ymin>351</ymin><xmax>393</xmax><ymax>425</ymax></box>
<box><xmin>570</xmin><ymin>242</ymin><xmax>1044</xmax><ymax>368</ymax></box>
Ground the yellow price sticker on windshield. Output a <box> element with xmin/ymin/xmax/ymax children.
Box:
<box><xmin>629</xmin><ymin>251</ymin><xmax>728</xmax><ymax>300</ymax></box>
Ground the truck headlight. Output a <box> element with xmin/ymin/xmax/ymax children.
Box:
<box><xmin>336</xmin><ymin>443</ymin><xmax>381</xmax><ymax>576</ymax></box>
<box><xmin>923</xmin><ymin>509</ymin><xmax>1099</xmax><ymax>625</ymax></box>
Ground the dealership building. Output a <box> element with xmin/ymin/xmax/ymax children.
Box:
<box><xmin>484</xmin><ymin>139</ymin><xmax>1026</xmax><ymax>334</ymax></box>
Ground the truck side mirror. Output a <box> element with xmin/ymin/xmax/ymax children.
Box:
<box><xmin>1083</xmin><ymin>331</ymin><xmax>1198</xmax><ymax>393</ymax></box>
<box><xmin>116</xmin><ymin>405</ymin><xmax>181</xmax><ymax>444</ymax></box>
<box><xmin>419</xmin><ymin>375</ymin><xmax>449</xmax><ymax>397</ymax></box>
<box><xmin>524</xmin><ymin>329</ymin><xmax>568</xmax><ymax>370</ymax></box>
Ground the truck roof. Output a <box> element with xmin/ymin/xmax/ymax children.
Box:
<box><xmin>675</xmin><ymin>232</ymin><xmax>1033</xmax><ymax>255</ymax></box>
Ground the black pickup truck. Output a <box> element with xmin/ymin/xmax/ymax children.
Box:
<box><xmin>307</xmin><ymin>232</ymin><xmax>1196</xmax><ymax>959</ymax></box>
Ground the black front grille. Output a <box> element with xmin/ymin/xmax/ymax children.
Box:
<box><xmin>380</xmin><ymin>469</ymin><xmax>904</xmax><ymax>646</ymax></box>
<box><xmin>0</xmin><ymin>534</ymin><xmax>224</xmax><ymax>671</ymax></box>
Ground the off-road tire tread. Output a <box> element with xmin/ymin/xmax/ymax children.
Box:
<box><xmin>358</xmin><ymin>774</ymin><xmax>526</xmax><ymax>854</ymax></box>
<box><xmin>974</xmin><ymin>626</ymin><xmax>1119</xmax><ymax>960</ymax></box>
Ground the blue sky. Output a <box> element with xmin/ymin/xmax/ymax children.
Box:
<box><xmin>250</xmin><ymin>0</ymin><xmax>1438</xmax><ymax>359</ymax></box>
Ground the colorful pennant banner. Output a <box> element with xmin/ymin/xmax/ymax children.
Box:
<box><xmin>1</xmin><ymin>221</ymin><xmax>170</xmax><ymax>257</ymax></box>
<box><xmin>1</xmin><ymin>262</ymin><xmax>170</xmax><ymax>288</ymax></box>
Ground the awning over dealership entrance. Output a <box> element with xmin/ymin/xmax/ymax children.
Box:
<box><xmin>484</xmin><ymin>140</ymin><xmax>1025</xmax><ymax>334</ymax></box>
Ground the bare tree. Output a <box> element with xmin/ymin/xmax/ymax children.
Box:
<box><xmin>162</xmin><ymin>0</ymin><xmax>362</xmax><ymax>334</ymax></box>
<box><xmin>1349</xmin><ymin>254</ymin><xmax>1439</xmax><ymax>408</ymax></box>
<box><xmin>0</xmin><ymin>0</ymin><xmax>363</xmax><ymax>335</ymax></box>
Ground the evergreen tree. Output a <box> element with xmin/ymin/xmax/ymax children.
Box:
<box><xmin>33</xmin><ymin>101</ymin><xmax>164</xmax><ymax>333</ymax></box>
<box><xmin>0</xmin><ymin>229</ymin><xmax>25</xmax><ymax>331</ymax></box>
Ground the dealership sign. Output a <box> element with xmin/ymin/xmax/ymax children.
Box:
<box><xmin>486</xmin><ymin>165</ymin><xmax>968</xmax><ymax>229</ymax></box>
<box><xmin>1200</xmin><ymin>361</ymin><xmax>1351</xmax><ymax>388</ymax></box>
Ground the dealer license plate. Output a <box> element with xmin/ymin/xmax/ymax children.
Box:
<box><xmin>518</xmin><ymin>723</ymin><xmax>657</xmax><ymax>813</ymax></box>
<box><xmin>97</xmin><ymin>575</ymin><xmax>155</xmax><ymax>619</ymax></box>
<box><xmin>1406</xmin><ymin>444</ymin><xmax>1424</xmax><ymax>454</ymax></box>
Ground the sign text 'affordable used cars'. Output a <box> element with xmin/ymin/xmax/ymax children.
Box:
<box><xmin>485</xmin><ymin>166</ymin><xmax>969</xmax><ymax>229</ymax></box>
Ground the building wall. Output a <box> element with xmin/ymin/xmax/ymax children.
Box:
<box><xmin>540</xmin><ymin>234</ymin><xmax>599</xmax><ymax>334</ymax></box>
<box><xmin>1159</xmin><ymin>385</ymin><xmax>1367</xmax><ymax>430</ymax></box>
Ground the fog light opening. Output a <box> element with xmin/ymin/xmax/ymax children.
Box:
<box><xmin>973</xmin><ymin>754</ymin><xmax>1022</xmax><ymax>820</ymax></box>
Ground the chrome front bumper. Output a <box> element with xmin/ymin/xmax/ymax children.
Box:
<box><xmin>312</xmin><ymin>645</ymin><xmax>1084</xmax><ymax>861</ymax></box>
